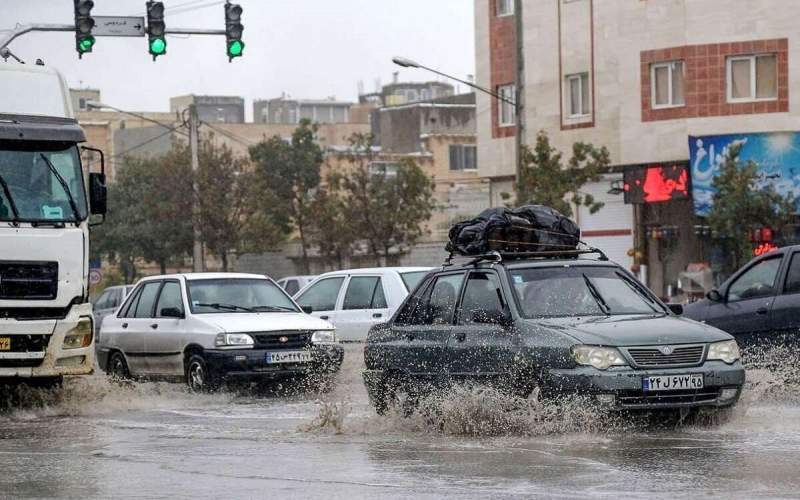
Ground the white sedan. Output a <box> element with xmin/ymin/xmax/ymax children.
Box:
<box><xmin>293</xmin><ymin>267</ymin><xmax>433</xmax><ymax>342</ymax></box>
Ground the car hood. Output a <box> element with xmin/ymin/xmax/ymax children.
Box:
<box><xmin>530</xmin><ymin>314</ymin><xmax>732</xmax><ymax>346</ymax></box>
<box><xmin>195</xmin><ymin>312</ymin><xmax>334</xmax><ymax>333</ymax></box>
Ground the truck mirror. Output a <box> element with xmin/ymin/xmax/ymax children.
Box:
<box><xmin>89</xmin><ymin>172</ymin><xmax>107</xmax><ymax>216</ymax></box>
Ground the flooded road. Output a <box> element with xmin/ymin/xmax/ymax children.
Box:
<box><xmin>2</xmin><ymin>345</ymin><xmax>800</xmax><ymax>499</ymax></box>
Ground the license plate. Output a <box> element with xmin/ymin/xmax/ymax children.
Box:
<box><xmin>643</xmin><ymin>374</ymin><xmax>703</xmax><ymax>391</ymax></box>
<box><xmin>265</xmin><ymin>350</ymin><xmax>312</xmax><ymax>364</ymax></box>
<box><xmin>0</xmin><ymin>338</ymin><xmax>9</xmax><ymax>351</ymax></box>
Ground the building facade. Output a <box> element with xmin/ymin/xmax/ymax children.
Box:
<box><xmin>253</xmin><ymin>96</ymin><xmax>354</xmax><ymax>125</ymax></box>
<box><xmin>476</xmin><ymin>0</ymin><xmax>800</xmax><ymax>297</ymax></box>
<box><xmin>170</xmin><ymin>95</ymin><xmax>245</xmax><ymax>124</ymax></box>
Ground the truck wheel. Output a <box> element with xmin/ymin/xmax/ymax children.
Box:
<box><xmin>186</xmin><ymin>354</ymin><xmax>219</xmax><ymax>393</ymax></box>
<box><xmin>107</xmin><ymin>352</ymin><xmax>130</xmax><ymax>381</ymax></box>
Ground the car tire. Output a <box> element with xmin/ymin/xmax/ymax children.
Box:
<box><xmin>107</xmin><ymin>352</ymin><xmax>130</xmax><ymax>381</ymax></box>
<box><xmin>374</xmin><ymin>374</ymin><xmax>419</xmax><ymax>417</ymax></box>
<box><xmin>186</xmin><ymin>354</ymin><xmax>219</xmax><ymax>393</ymax></box>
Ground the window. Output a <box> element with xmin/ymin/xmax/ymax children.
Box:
<box><xmin>728</xmin><ymin>257</ymin><xmax>782</xmax><ymax>301</ymax></box>
<box><xmin>496</xmin><ymin>0</ymin><xmax>514</xmax><ymax>16</ymax></box>
<box><xmin>727</xmin><ymin>54</ymin><xmax>777</xmax><ymax>102</ymax></box>
<box><xmin>449</xmin><ymin>145</ymin><xmax>477</xmax><ymax>171</ymax></box>
<box><xmin>78</xmin><ymin>97</ymin><xmax>87</xmax><ymax>111</ymax></box>
<box><xmin>155</xmin><ymin>281</ymin><xmax>184</xmax><ymax>317</ymax></box>
<box><xmin>284</xmin><ymin>279</ymin><xmax>300</xmax><ymax>296</ymax></box>
<box><xmin>369</xmin><ymin>162</ymin><xmax>400</xmax><ymax>178</ymax></box>
<box><xmin>395</xmin><ymin>275</ymin><xmax>435</xmax><ymax>325</ymax></box>
<box><xmin>296</xmin><ymin>277</ymin><xmax>345</xmax><ymax>312</ymax></box>
<box><xmin>400</xmin><ymin>271</ymin><xmax>430</xmax><ymax>291</ymax></box>
<box><xmin>458</xmin><ymin>272</ymin><xmax>506</xmax><ymax>324</ymax></box>
<box><xmin>343</xmin><ymin>277</ymin><xmax>387</xmax><ymax>310</ymax></box>
<box><xmin>187</xmin><ymin>278</ymin><xmax>298</xmax><ymax>314</ymax></box>
<box><xmin>407</xmin><ymin>273</ymin><xmax>465</xmax><ymax>326</ymax></box>
<box><xmin>566</xmin><ymin>73</ymin><xmax>590</xmax><ymax>117</ymax></box>
<box><xmin>134</xmin><ymin>282</ymin><xmax>162</xmax><ymax>318</ymax></box>
<box><xmin>784</xmin><ymin>254</ymin><xmax>800</xmax><ymax>294</ymax></box>
<box><xmin>119</xmin><ymin>286</ymin><xmax>142</xmax><ymax>318</ymax></box>
<box><xmin>651</xmin><ymin>61</ymin><xmax>685</xmax><ymax>108</ymax></box>
<box><xmin>497</xmin><ymin>84</ymin><xmax>516</xmax><ymax>126</ymax></box>
<box><xmin>109</xmin><ymin>288</ymin><xmax>122</xmax><ymax>309</ymax></box>
<box><xmin>93</xmin><ymin>289</ymin><xmax>112</xmax><ymax>310</ymax></box>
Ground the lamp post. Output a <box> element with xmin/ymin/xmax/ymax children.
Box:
<box><xmin>392</xmin><ymin>56</ymin><xmax>523</xmax><ymax>184</ymax></box>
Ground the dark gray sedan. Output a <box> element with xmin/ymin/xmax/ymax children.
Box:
<box><xmin>363</xmin><ymin>255</ymin><xmax>745</xmax><ymax>416</ymax></box>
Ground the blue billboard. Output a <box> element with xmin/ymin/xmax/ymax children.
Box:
<box><xmin>689</xmin><ymin>132</ymin><xmax>800</xmax><ymax>216</ymax></box>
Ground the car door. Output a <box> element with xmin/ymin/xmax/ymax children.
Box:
<box><xmin>766</xmin><ymin>250</ymin><xmax>800</xmax><ymax>348</ymax></box>
<box><xmin>335</xmin><ymin>275</ymin><xmax>391</xmax><ymax>341</ymax></box>
<box><xmin>295</xmin><ymin>276</ymin><xmax>345</xmax><ymax>323</ymax></box>
<box><xmin>447</xmin><ymin>270</ymin><xmax>515</xmax><ymax>384</ymax></box>
<box><xmin>122</xmin><ymin>280</ymin><xmax>163</xmax><ymax>375</ymax></box>
<box><xmin>144</xmin><ymin>280</ymin><xmax>187</xmax><ymax>376</ymax></box>
<box><xmin>391</xmin><ymin>272</ymin><xmax>465</xmax><ymax>380</ymax></box>
<box><xmin>705</xmin><ymin>254</ymin><xmax>783</xmax><ymax>349</ymax></box>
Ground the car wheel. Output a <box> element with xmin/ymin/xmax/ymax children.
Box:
<box><xmin>374</xmin><ymin>374</ymin><xmax>419</xmax><ymax>417</ymax></box>
<box><xmin>186</xmin><ymin>354</ymin><xmax>219</xmax><ymax>392</ymax></box>
<box><xmin>107</xmin><ymin>352</ymin><xmax>130</xmax><ymax>381</ymax></box>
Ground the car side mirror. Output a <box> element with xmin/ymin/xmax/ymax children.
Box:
<box><xmin>89</xmin><ymin>172</ymin><xmax>107</xmax><ymax>217</ymax></box>
<box><xmin>707</xmin><ymin>289</ymin><xmax>723</xmax><ymax>302</ymax></box>
<box><xmin>160</xmin><ymin>307</ymin><xmax>184</xmax><ymax>319</ymax></box>
<box><xmin>301</xmin><ymin>305</ymin><xmax>313</xmax><ymax>314</ymax></box>
<box><xmin>471</xmin><ymin>309</ymin><xmax>512</xmax><ymax>327</ymax></box>
<box><xmin>667</xmin><ymin>303</ymin><xmax>684</xmax><ymax>315</ymax></box>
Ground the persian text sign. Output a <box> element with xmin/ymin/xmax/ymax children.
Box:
<box><xmin>690</xmin><ymin>132</ymin><xmax>800</xmax><ymax>216</ymax></box>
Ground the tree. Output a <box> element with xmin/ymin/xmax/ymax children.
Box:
<box><xmin>707</xmin><ymin>144</ymin><xmax>796</xmax><ymax>276</ymax></box>
<box><xmin>249</xmin><ymin>120</ymin><xmax>323</xmax><ymax>273</ymax></box>
<box><xmin>307</xmin><ymin>186</ymin><xmax>356</xmax><ymax>269</ymax></box>
<box><xmin>511</xmin><ymin>131</ymin><xmax>609</xmax><ymax>218</ymax></box>
<box><xmin>329</xmin><ymin>133</ymin><xmax>437</xmax><ymax>266</ymax></box>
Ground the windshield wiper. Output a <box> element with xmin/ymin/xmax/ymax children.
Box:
<box><xmin>251</xmin><ymin>305</ymin><xmax>297</xmax><ymax>312</ymax></box>
<box><xmin>0</xmin><ymin>173</ymin><xmax>20</xmax><ymax>225</ymax></box>
<box><xmin>195</xmin><ymin>302</ymin><xmax>255</xmax><ymax>312</ymax></box>
<box><xmin>614</xmin><ymin>272</ymin><xmax>661</xmax><ymax>312</ymax></box>
<box><xmin>582</xmin><ymin>274</ymin><xmax>611</xmax><ymax>315</ymax></box>
<box><xmin>39</xmin><ymin>154</ymin><xmax>80</xmax><ymax>223</ymax></box>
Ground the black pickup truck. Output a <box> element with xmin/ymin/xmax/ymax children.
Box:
<box><xmin>684</xmin><ymin>245</ymin><xmax>800</xmax><ymax>349</ymax></box>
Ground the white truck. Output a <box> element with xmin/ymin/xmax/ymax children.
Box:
<box><xmin>0</xmin><ymin>63</ymin><xmax>107</xmax><ymax>385</ymax></box>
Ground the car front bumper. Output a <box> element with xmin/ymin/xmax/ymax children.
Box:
<box><xmin>204</xmin><ymin>344</ymin><xmax>344</xmax><ymax>380</ymax></box>
<box><xmin>546</xmin><ymin>361</ymin><xmax>746</xmax><ymax>410</ymax></box>
<box><xmin>0</xmin><ymin>303</ymin><xmax>95</xmax><ymax>379</ymax></box>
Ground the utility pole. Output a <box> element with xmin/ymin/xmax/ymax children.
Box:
<box><xmin>189</xmin><ymin>104</ymin><xmax>203</xmax><ymax>273</ymax></box>
<box><xmin>514</xmin><ymin>0</ymin><xmax>526</xmax><ymax>183</ymax></box>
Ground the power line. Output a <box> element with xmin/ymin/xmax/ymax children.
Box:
<box><xmin>112</xmin><ymin>127</ymin><xmax>181</xmax><ymax>159</ymax></box>
<box><xmin>201</xmin><ymin>122</ymin><xmax>255</xmax><ymax>147</ymax></box>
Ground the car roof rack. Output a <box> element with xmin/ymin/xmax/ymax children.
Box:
<box><xmin>443</xmin><ymin>246</ymin><xmax>609</xmax><ymax>267</ymax></box>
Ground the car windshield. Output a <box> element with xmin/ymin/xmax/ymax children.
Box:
<box><xmin>401</xmin><ymin>271</ymin><xmax>429</xmax><ymax>291</ymax></box>
<box><xmin>509</xmin><ymin>266</ymin><xmax>664</xmax><ymax>318</ymax></box>
<box><xmin>186</xmin><ymin>278</ymin><xmax>299</xmax><ymax>314</ymax></box>
<box><xmin>0</xmin><ymin>141</ymin><xmax>88</xmax><ymax>222</ymax></box>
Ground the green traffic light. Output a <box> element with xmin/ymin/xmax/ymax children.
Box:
<box><xmin>228</xmin><ymin>40</ymin><xmax>244</xmax><ymax>57</ymax></box>
<box><xmin>78</xmin><ymin>36</ymin><xmax>95</xmax><ymax>53</ymax></box>
<box><xmin>149</xmin><ymin>37</ymin><xmax>167</xmax><ymax>56</ymax></box>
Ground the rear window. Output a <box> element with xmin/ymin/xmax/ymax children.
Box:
<box><xmin>401</xmin><ymin>271</ymin><xmax>429</xmax><ymax>291</ymax></box>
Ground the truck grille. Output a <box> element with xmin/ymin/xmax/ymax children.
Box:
<box><xmin>0</xmin><ymin>261</ymin><xmax>59</xmax><ymax>300</ymax></box>
<box><xmin>253</xmin><ymin>331</ymin><xmax>312</xmax><ymax>349</ymax></box>
<box><xmin>626</xmin><ymin>345</ymin><xmax>705</xmax><ymax>367</ymax></box>
<box><xmin>617</xmin><ymin>388</ymin><xmax>721</xmax><ymax>407</ymax></box>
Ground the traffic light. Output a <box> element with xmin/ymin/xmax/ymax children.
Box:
<box><xmin>73</xmin><ymin>0</ymin><xmax>95</xmax><ymax>58</ymax></box>
<box><xmin>146</xmin><ymin>1</ymin><xmax>166</xmax><ymax>59</ymax></box>
<box><xmin>224</xmin><ymin>2</ymin><xmax>244</xmax><ymax>61</ymax></box>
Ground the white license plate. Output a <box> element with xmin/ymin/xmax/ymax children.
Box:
<box><xmin>265</xmin><ymin>350</ymin><xmax>312</xmax><ymax>364</ymax></box>
<box><xmin>643</xmin><ymin>374</ymin><xmax>703</xmax><ymax>392</ymax></box>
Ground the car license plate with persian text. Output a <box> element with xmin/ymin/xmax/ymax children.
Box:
<box><xmin>265</xmin><ymin>350</ymin><xmax>312</xmax><ymax>364</ymax></box>
<box><xmin>0</xmin><ymin>338</ymin><xmax>9</xmax><ymax>351</ymax></box>
<box><xmin>642</xmin><ymin>374</ymin><xmax>703</xmax><ymax>391</ymax></box>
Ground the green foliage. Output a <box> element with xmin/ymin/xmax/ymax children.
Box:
<box><xmin>513</xmin><ymin>131</ymin><xmax>609</xmax><ymax>218</ymax></box>
<box><xmin>707</xmin><ymin>144</ymin><xmax>796</xmax><ymax>276</ymax></box>
<box><xmin>323</xmin><ymin>133</ymin><xmax>437</xmax><ymax>266</ymax></box>
<box><xmin>249</xmin><ymin>119</ymin><xmax>323</xmax><ymax>272</ymax></box>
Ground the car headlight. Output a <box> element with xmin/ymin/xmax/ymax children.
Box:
<box><xmin>707</xmin><ymin>340</ymin><xmax>740</xmax><ymax>364</ymax></box>
<box><xmin>571</xmin><ymin>345</ymin><xmax>628</xmax><ymax>370</ymax></box>
<box><xmin>215</xmin><ymin>333</ymin><xmax>255</xmax><ymax>348</ymax></box>
<box><xmin>63</xmin><ymin>316</ymin><xmax>93</xmax><ymax>350</ymax></box>
<box><xmin>311</xmin><ymin>330</ymin><xmax>336</xmax><ymax>344</ymax></box>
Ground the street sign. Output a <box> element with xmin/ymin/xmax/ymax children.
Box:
<box><xmin>89</xmin><ymin>269</ymin><xmax>103</xmax><ymax>286</ymax></box>
<box><xmin>92</xmin><ymin>16</ymin><xmax>145</xmax><ymax>37</ymax></box>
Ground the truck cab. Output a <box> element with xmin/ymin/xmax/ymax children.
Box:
<box><xmin>0</xmin><ymin>63</ymin><xmax>107</xmax><ymax>382</ymax></box>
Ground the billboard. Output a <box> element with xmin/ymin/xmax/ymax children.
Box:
<box><xmin>623</xmin><ymin>163</ymin><xmax>690</xmax><ymax>204</ymax></box>
<box><xmin>690</xmin><ymin>132</ymin><xmax>800</xmax><ymax>216</ymax></box>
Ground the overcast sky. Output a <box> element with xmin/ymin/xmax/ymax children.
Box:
<box><xmin>3</xmin><ymin>0</ymin><xmax>475</xmax><ymax>119</ymax></box>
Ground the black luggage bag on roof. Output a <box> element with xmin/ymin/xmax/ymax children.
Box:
<box><xmin>446</xmin><ymin>205</ymin><xmax>581</xmax><ymax>256</ymax></box>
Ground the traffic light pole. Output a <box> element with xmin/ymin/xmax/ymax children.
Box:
<box><xmin>189</xmin><ymin>104</ymin><xmax>203</xmax><ymax>273</ymax></box>
<box><xmin>0</xmin><ymin>24</ymin><xmax>75</xmax><ymax>51</ymax></box>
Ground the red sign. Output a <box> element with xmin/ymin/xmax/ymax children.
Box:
<box><xmin>754</xmin><ymin>243</ymin><xmax>778</xmax><ymax>256</ymax></box>
<box><xmin>624</xmin><ymin>163</ymin><xmax>691</xmax><ymax>204</ymax></box>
